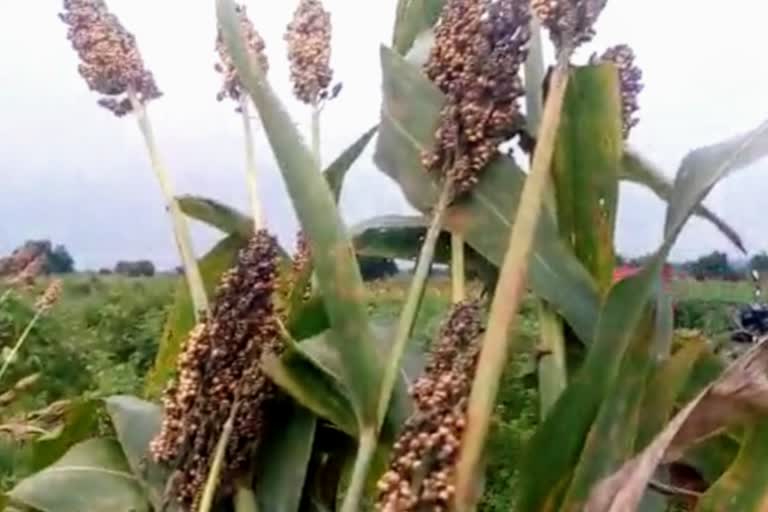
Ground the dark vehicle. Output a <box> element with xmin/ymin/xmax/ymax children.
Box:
<box><xmin>731</xmin><ymin>270</ymin><xmax>768</xmax><ymax>343</ymax></box>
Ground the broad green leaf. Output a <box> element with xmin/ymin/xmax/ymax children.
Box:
<box><xmin>391</xmin><ymin>0</ymin><xmax>443</xmax><ymax>55</ymax></box>
<box><xmin>255</xmin><ymin>403</ymin><xmax>316</xmax><ymax>512</ymax></box>
<box><xmin>636</xmin><ymin>338</ymin><xmax>709</xmax><ymax>449</ymax></box>
<box><xmin>28</xmin><ymin>399</ymin><xmax>101</xmax><ymax>472</ymax></box>
<box><xmin>219</xmin><ymin>0</ymin><xmax>381</xmax><ymax>427</ymax></box>
<box><xmin>104</xmin><ymin>395</ymin><xmax>173</xmax><ymax>511</ymax></box>
<box><xmin>375</xmin><ymin>45</ymin><xmax>600</xmax><ymax>345</ymax></box>
<box><xmin>682</xmin><ymin>434</ymin><xmax>739</xmax><ymax>484</ymax></box>
<box><xmin>144</xmin><ymin>235</ymin><xmax>244</xmax><ymax>398</ymax></box>
<box><xmin>287</xmin><ymin>294</ymin><xmax>331</xmax><ymax>341</ymax></box>
<box><xmin>665</xmin><ymin>119</ymin><xmax>768</xmax><ymax>240</ymax></box>
<box><xmin>324</xmin><ymin>126</ymin><xmax>379</xmax><ymax>202</ymax></box>
<box><xmin>552</xmin><ymin>64</ymin><xmax>622</xmax><ymax>294</ymax></box>
<box><xmin>9</xmin><ymin>439</ymin><xmax>149</xmax><ymax>512</ymax></box>
<box><xmin>621</xmin><ymin>151</ymin><xmax>745</xmax><ymax>253</ymax></box>
<box><xmin>584</xmin><ymin>340</ymin><xmax>768</xmax><ymax>512</ymax></box>
<box><xmin>696</xmin><ymin>419</ymin><xmax>768</xmax><ymax>511</ymax></box>
<box><xmin>178</xmin><ymin>195</ymin><xmax>253</xmax><ymax>239</ymax></box>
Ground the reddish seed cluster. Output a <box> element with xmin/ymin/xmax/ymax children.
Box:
<box><xmin>376</xmin><ymin>301</ymin><xmax>484</xmax><ymax>511</ymax></box>
<box><xmin>59</xmin><ymin>0</ymin><xmax>161</xmax><ymax>117</ymax></box>
<box><xmin>422</xmin><ymin>0</ymin><xmax>531</xmax><ymax>195</ymax></box>
<box><xmin>285</xmin><ymin>0</ymin><xmax>333</xmax><ymax>105</ymax></box>
<box><xmin>35</xmin><ymin>279</ymin><xmax>63</xmax><ymax>312</ymax></box>
<box><xmin>530</xmin><ymin>0</ymin><xmax>608</xmax><ymax>50</ymax></box>
<box><xmin>215</xmin><ymin>3</ymin><xmax>268</xmax><ymax>106</ymax></box>
<box><xmin>590</xmin><ymin>44</ymin><xmax>643</xmax><ymax>139</ymax></box>
<box><xmin>150</xmin><ymin>230</ymin><xmax>283</xmax><ymax>509</ymax></box>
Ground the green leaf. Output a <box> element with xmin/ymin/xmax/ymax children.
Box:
<box><xmin>696</xmin><ymin>419</ymin><xmax>768</xmax><ymax>511</ymax></box>
<box><xmin>144</xmin><ymin>235</ymin><xmax>244</xmax><ymax>398</ymax></box>
<box><xmin>375</xmin><ymin>45</ymin><xmax>601</xmax><ymax>345</ymax></box>
<box><xmin>552</xmin><ymin>64</ymin><xmax>622</xmax><ymax>294</ymax></box>
<box><xmin>324</xmin><ymin>126</ymin><xmax>379</xmax><ymax>202</ymax></box>
<box><xmin>219</xmin><ymin>0</ymin><xmax>381</xmax><ymax>427</ymax></box>
<box><xmin>391</xmin><ymin>0</ymin><xmax>444</xmax><ymax>55</ymax></box>
<box><xmin>178</xmin><ymin>195</ymin><xmax>253</xmax><ymax>239</ymax></box>
<box><xmin>255</xmin><ymin>403</ymin><xmax>317</xmax><ymax>512</ymax></box>
<box><xmin>682</xmin><ymin>434</ymin><xmax>739</xmax><ymax>484</ymax></box>
<box><xmin>621</xmin><ymin>150</ymin><xmax>745</xmax><ymax>253</ymax></box>
<box><xmin>28</xmin><ymin>399</ymin><xmax>101</xmax><ymax>472</ymax></box>
<box><xmin>9</xmin><ymin>439</ymin><xmax>149</xmax><ymax>512</ymax></box>
<box><xmin>104</xmin><ymin>395</ymin><xmax>174</xmax><ymax>511</ymax></box>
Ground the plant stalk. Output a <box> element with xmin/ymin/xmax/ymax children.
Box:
<box><xmin>339</xmin><ymin>428</ymin><xmax>378</xmax><ymax>512</ymax></box>
<box><xmin>451</xmin><ymin>233</ymin><xmax>466</xmax><ymax>303</ymax></box>
<box><xmin>240</xmin><ymin>97</ymin><xmax>265</xmax><ymax>231</ymax></box>
<box><xmin>376</xmin><ymin>182</ymin><xmax>453</xmax><ymax>425</ymax></box>
<box><xmin>198</xmin><ymin>401</ymin><xmax>240</xmax><ymax>512</ymax></box>
<box><xmin>454</xmin><ymin>53</ymin><xmax>572</xmax><ymax>511</ymax></box>
<box><xmin>0</xmin><ymin>310</ymin><xmax>42</xmax><ymax>383</ymax></box>
<box><xmin>311</xmin><ymin>103</ymin><xmax>322</xmax><ymax>168</ymax></box>
<box><xmin>537</xmin><ymin>301</ymin><xmax>567</xmax><ymax>419</ymax></box>
<box><xmin>129</xmin><ymin>91</ymin><xmax>208</xmax><ymax>320</ymax></box>
<box><xmin>234</xmin><ymin>480</ymin><xmax>259</xmax><ymax>512</ymax></box>
<box><xmin>0</xmin><ymin>290</ymin><xmax>11</xmax><ymax>308</ymax></box>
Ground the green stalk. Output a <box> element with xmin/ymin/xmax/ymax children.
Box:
<box><xmin>234</xmin><ymin>481</ymin><xmax>259</xmax><ymax>512</ymax></box>
<box><xmin>537</xmin><ymin>301</ymin><xmax>567</xmax><ymax>418</ymax></box>
<box><xmin>339</xmin><ymin>428</ymin><xmax>378</xmax><ymax>512</ymax></box>
<box><xmin>311</xmin><ymin>103</ymin><xmax>322</xmax><ymax>168</ymax></box>
<box><xmin>376</xmin><ymin>182</ymin><xmax>453</xmax><ymax>425</ymax></box>
<box><xmin>451</xmin><ymin>233</ymin><xmax>466</xmax><ymax>303</ymax></box>
<box><xmin>0</xmin><ymin>290</ymin><xmax>11</xmax><ymax>308</ymax></box>
<box><xmin>524</xmin><ymin>18</ymin><xmax>568</xmax><ymax>419</ymax></box>
<box><xmin>240</xmin><ymin>97</ymin><xmax>265</xmax><ymax>231</ymax></box>
<box><xmin>0</xmin><ymin>310</ymin><xmax>42</xmax><ymax>383</ymax></box>
<box><xmin>198</xmin><ymin>401</ymin><xmax>240</xmax><ymax>512</ymax></box>
<box><xmin>130</xmin><ymin>91</ymin><xmax>208</xmax><ymax>320</ymax></box>
<box><xmin>454</xmin><ymin>52</ymin><xmax>572</xmax><ymax>511</ymax></box>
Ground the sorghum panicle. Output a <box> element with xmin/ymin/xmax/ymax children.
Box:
<box><xmin>150</xmin><ymin>230</ymin><xmax>283</xmax><ymax>509</ymax></box>
<box><xmin>59</xmin><ymin>0</ymin><xmax>161</xmax><ymax>117</ymax></box>
<box><xmin>215</xmin><ymin>3</ymin><xmax>269</xmax><ymax>105</ymax></box>
<box><xmin>376</xmin><ymin>301</ymin><xmax>484</xmax><ymax>511</ymax></box>
<box><xmin>590</xmin><ymin>44</ymin><xmax>643</xmax><ymax>139</ymax></box>
<box><xmin>35</xmin><ymin>279</ymin><xmax>63</xmax><ymax>312</ymax></box>
<box><xmin>285</xmin><ymin>0</ymin><xmax>333</xmax><ymax>105</ymax></box>
<box><xmin>422</xmin><ymin>0</ymin><xmax>531</xmax><ymax>195</ymax></box>
<box><xmin>530</xmin><ymin>0</ymin><xmax>608</xmax><ymax>50</ymax></box>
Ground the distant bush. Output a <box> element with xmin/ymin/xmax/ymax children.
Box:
<box><xmin>114</xmin><ymin>260</ymin><xmax>155</xmax><ymax>277</ymax></box>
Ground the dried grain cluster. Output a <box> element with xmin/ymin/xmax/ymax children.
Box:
<box><xmin>35</xmin><ymin>280</ymin><xmax>63</xmax><ymax>312</ymax></box>
<box><xmin>591</xmin><ymin>44</ymin><xmax>643</xmax><ymax>139</ymax></box>
<box><xmin>376</xmin><ymin>301</ymin><xmax>484</xmax><ymax>511</ymax></box>
<box><xmin>530</xmin><ymin>0</ymin><xmax>607</xmax><ymax>50</ymax></box>
<box><xmin>422</xmin><ymin>0</ymin><xmax>532</xmax><ymax>195</ymax></box>
<box><xmin>285</xmin><ymin>0</ymin><xmax>333</xmax><ymax>105</ymax></box>
<box><xmin>150</xmin><ymin>230</ymin><xmax>283</xmax><ymax>509</ymax></box>
<box><xmin>215</xmin><ymin>3</ymin><xmax>269</xmax><ymax>105</ymax></box>
<box><xmin>59</xmin><ymin>0</ymin><xmax>161</xmax><ymax>117</ymax></box>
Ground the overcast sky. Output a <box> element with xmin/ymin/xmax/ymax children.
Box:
<box><xmin>0</xmin><ymin>1</ymin><xmax>766</xmax><ymax>270</ymax></box>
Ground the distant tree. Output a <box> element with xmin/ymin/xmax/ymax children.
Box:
<box><xmin>115</xmin><ymin>260</ymin><xmax>156</xmax><ymax>277</ymax></box>
<box><xmin>685</xmin><ymin>251</ymin><xmax>738</xmax><ymax>281</ymax></box>
<box><xmin>358</xmin><ymin>255</ymin><xmax>398</xmax><ymax>281</ymax></box>
<box><xmin>48</xmin><ymin>244</ymin><xmax>75</xmax><ymax>273</ymax></box>
<box><xmin>751</xmin><ymin>252</ymin><xmax>768</xmax><ymax>272</ymax></box>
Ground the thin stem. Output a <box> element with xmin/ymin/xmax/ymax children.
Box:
<box><xmin>129</xmin><ymin>91</ymin><xmax>208</xmax><ymax>320</ymax></box>
<box><xmin>0</xmin><ymin>310</ymin><xmax>42</xmax><ymax>383</ymax></box>
<box><xmin>240</xmin><ymin>97</ymin><xmax>265</xmax><ymax>231</ymax></box>
<box><xmin>339</xmin><ymin>428</ymin><xmax>377</xmax><ymax>512</ymax></box>
<box><xmin>311</xmin><ymin>103</ymin><xmax>322</xmax><ymax>168</ymax></box>
<box><xmin>198</xmin><ymin>401</ymin><xmax>240</xmax><ymax>512</ymax></box>
<box><xmin>454</xmin><ymin>53</ymin><xmax>572</xmax><ymax>511</ymax></box>
<box><xmin>524</xmin><ymin>16</ymin><xmax>546</xmax><ymax>135</ymax></box>
<box><xmin>537</xmin><ymin>301</ymin><xmax>567</xmax><ymax>419</ymax></box>
<box><xmin>234</xmin><ymin>480</ymin><xmax>259</xmax><ymax>512</ymax></box>
<box><xmin>376</xmin><ymin>182</ymin><xmax>453</xmax><ymax>426</ymax></box>
<box><xmin>451</xmin><ymin>233</ymin><xmax>466</xmax><ymax>303</ymax></box>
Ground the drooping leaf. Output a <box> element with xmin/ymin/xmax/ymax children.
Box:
<box><xmin>695</xmin><ymin>418</ymin><xmax>768</xmax><ymax>511</ymax></box>
<box><xmin>104</xmin><ymin>395</ymin><xmax>173</xmax><ymax>511</ymax></box>
<box><xmin>392</xmin><ymin>0</ymin><xmax>444</xmax><ymax>55</ymax></box>
<box><xmin>28</xmin><ymin>399</ymin><xmax>101</xmax><ymax>472</ymax></box>
<box><xmin>219</xmin><ymin>0</ymin><xmax>381</xmax><ymax>427</ymax></box>
<box><xmin>9</xmin><ymin>439</ymin><xmax>149</xmax><ymax>512</ymax></box>
<box><xmin>254</xmin><ymin>403</ymin><xmax>316</xmax><ymax>512</ymax></box>
<box><xmin>324</xmin><ymin>126</ymin><xmax>379</xmax><ymax>202</ymax></box>
<box><xmin>584</xmin><ymin>339</ymin><xmax>768</xmax><ymax>512</ymax></box>
<box><xmin>178</xmin><ymin>195</ymin><xmax>253</xmax><ymax>239</ymax></box>
<box><xmin>375</xmin><ymin>45</ymin><xmax>600</xmax><ymax>345</ymax></box>
<box><xmin>551</xmin><ymin>63</ymin><xmax>622</xmax><ymax>295</ymax></box>
<box><xmin>621</xmin><ymin>150</ymin><xmax>745</xmax><ymax>253</ymax></box>
<box><xmin>144</xmin><ymin>235</ymin><xmax>244</xmax><ymax>398</ymax></box>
